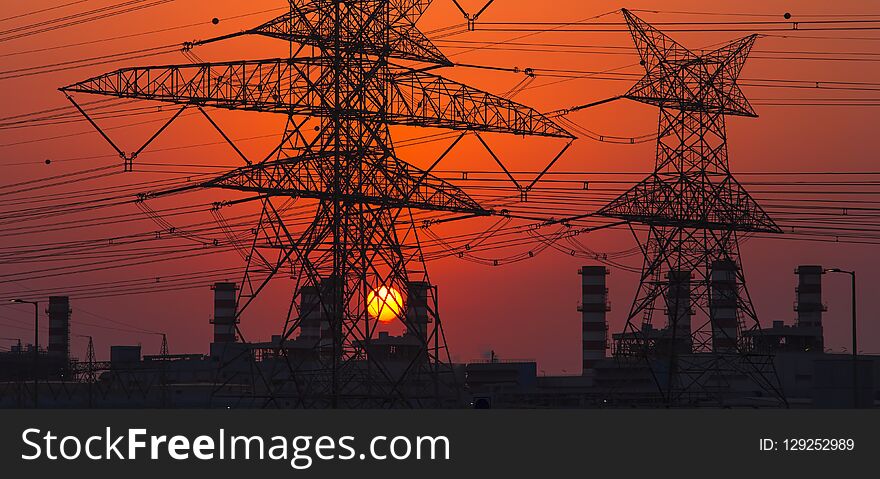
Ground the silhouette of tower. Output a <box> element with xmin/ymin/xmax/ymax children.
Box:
<box><xmin>62</xmin><ymin>1</ymin><xmax>571</xmax><ymax>407</ymax></box>
<box><xmin>599</xmin><ymin>10</ymin><xmax>784</xmax><ymax>405</ymax></box>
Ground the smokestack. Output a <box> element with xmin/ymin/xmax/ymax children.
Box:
<box><xmin>211</xmin><ymin>282</ymin><xmax>238</xmax><ymax>344</ymax></box>
<box><xmin>579</xmin><ymin>266</ymin><xmax>609</xmax><ymax>376</ymax></box>
<box><xmin>795</xmin><ymin>265</ymin><xmax>825</xmax><ymax>352</ymax></box>
<box><xmin>47</xmin><ymin>296</ymin><xmax>70</xmax><ymax>361</ymax></box>
<box><xmin>299</xmin><ymin>278</ymin><xmax>337</xmax><ymax>347</ymax></box>
<box><xmin>795</xmin><ymin>265</ymin><xmax>824</xmax><ymax>328</ymax></box>
<box><xmin>299</xmin><ymin>285</ymin><xmax>322</xmax><ymax>344</ymax></box>
<box><xmin>665</xmin><ymin>270</ymin><xmax>693</xmax><ymax>353</ymax></box>
<box><xmin>405</xmin><ymin>281</ymin><xmax>432</xmax><ymax>340</ymax></box>
<box><xmin>710</xmin><ymin>260</ymin><xmax>739</xmax><ymax>352</ymax></box>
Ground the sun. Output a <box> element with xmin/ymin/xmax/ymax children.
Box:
<box><xmin>367</xmin><ymin>286</ymin><xmax>404</xmax><ymax>324</ymax></box>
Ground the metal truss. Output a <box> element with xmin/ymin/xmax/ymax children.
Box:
<box><xmin>62</xmin><ymin>59</ymin><xmax>570</xmax><ymax>138</ymax></box>
<box><xmin>250</xmin><ymin>1</ymin><xmax>450</xmax><ymax>65</ymax></box>
<box><xmin>63</xmin><ymin>0</ymin><xmax>571</xmax><ymax>408</ymax></box>
<box><xmin>598</xmin><ymin>9</ymin><xmax>785</xmax><ymax>406</ymax></box>
<box><xmin>599</xmin><ymin>107</ymin><xmax>779</xmax><ymax>233</ymax></box>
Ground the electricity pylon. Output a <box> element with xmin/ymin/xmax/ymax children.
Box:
<box><xmin>597</xmin><ymin>9</ymin><xmax>785</xmax><ymax>406</ymax></box>
<box><xmin>62</xmin><ymin>1</ymin><xmax>572</xmax><ymax>407</ymax></box>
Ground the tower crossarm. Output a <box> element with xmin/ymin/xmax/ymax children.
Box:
<box><xmin>596</xmin><ymin>173</ymin><xmax>782</xmax><ymax>233</ymax></box>
<box><xmin>252</xmin><ymin>0</ymin><xmax>450</xmax><ymax>65</ymax></box>
<box><xmin>202</xmin><ymin>153</ymin><xmax>491</xmax><ymax>215</ymax></box>
<box><xmin>621</xmin><ymin>8</ymin><xmax>757</xmax><ymax>117</ymax></box>
<box><xmin>61</xmin><ymin>58</ymin><xmax>572</xmax><ymax>138</ymax></box>
<box><xmin>387</xmin><ymin>65</ymin><xmax>574</xmax><ymax>138</ymax></box>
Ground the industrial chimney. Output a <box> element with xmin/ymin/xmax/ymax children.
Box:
<box><xmin>795</xmin><ymin>265</ymin><xmax>825</xmax><ymax>351</ymax></box>
<box><xmin>47</xmin><ymin>296</ymin><xmax>70</xmax><ymax>362</ymax></box>
<box><xmin>299</xmin><ymin>285</ymin><xmax>322</xmax><ymax>344</ymax></box>
<box><xmin>665</xmin><ymin>270</ymin><xmax>693</xmax><ymax>353</ymax></box>
<box><xmin>211</xmin><ymin>282</ymin><xmax>238</xmax><ymax>344</ymax></box>
<box><xmin>710</xmin><ymin>260</ymin><xmax>739</xmax><ymax>352</ymax></box>
<box><xmin>795</xmin><ymin>265</ymin><xmax>824</xmax><ymax>328</ymax></box>
<box><xmin>579</xmin><ymin>266</ymin><xmax>609</xmax><ymax>376</ymax></box>
<box><xmin>405</xmin><ymin>281</ymin><xmax>432</xmax><ymax>340</ymax></box>
<box><xmin>298</xmin><ymin>278</ymin><xmax>338</xmax><ymax>347</ymax></box>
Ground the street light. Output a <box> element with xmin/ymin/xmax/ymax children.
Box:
<box><xmin>10</xmin><ymin>299</ymin><xmax>39</xmax><ymax>408</ymax></box>
<box><xmin>823</xmin><ymin>268</ymin><xmax>858</xmax><ymax>408</ymax></box>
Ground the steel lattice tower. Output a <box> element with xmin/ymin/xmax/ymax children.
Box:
<box><xmin>597</xmin><ymin>10</ymin><xmax>785</xmax><ymax>405</ymax></box>
<box><xmin>62</xmin><ymin>1</ymin><xmax>571</xmax><ymax>407</ymax></box>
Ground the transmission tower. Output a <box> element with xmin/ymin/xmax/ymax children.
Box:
<box><xmin>76</xmin><ymin>335</ymin><xmax>97</xmax><ymax>408</ymax></box>
<box><xmin>62</xmin><ymin>1</ymin><xmax>571</xmax><ymax>407</ymax></box>
<box><xmin>597</xmin><ymin>10</ymin><xmax>785</xmax><ymax>406</ymax></box>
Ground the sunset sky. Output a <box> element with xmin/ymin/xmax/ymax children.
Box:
<box><xmin>2</xmin><ymin>0</ymin><xmax>880</xmax><ymax>374</ymax></box>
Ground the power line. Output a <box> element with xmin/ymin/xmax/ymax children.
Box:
<box><xmin>0</xmin><ymin>0</ymin><xmax>90</xmax><ymax>24</ymax></box>
<box><xmin>0</xmin><ymin>0</ymin><xmax>176</xmax><ymax>44</ymax></box>
<box><xmin>0</xmin><ymin>6</ymin><xmax>287</xmax><ymax>59</ymax></box>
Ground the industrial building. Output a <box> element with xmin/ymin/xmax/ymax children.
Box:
<box><xmin>0</xmin><ymin>280</ymin><xmax>460</xmax><ymax>408</ymax></box>
<box><xmin>467</xmin><ymin>265</ymin><xmax>878</xmax><ymax>408</ymax></box>
<box><xmin>0</xmin><ymin>265</ymin><xmax>877</xmax><ymax>408</ymax></box>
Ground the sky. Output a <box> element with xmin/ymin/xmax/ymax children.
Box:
<box><xmin>2</xmin><ymin>0</ymin><xmax>880</xmax><ymax>373</ymax></box>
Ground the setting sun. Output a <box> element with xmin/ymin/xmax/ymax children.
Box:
<box><xmin>367</xmin><ymin>286</ymin><xmax>404</xmax><ymax>324</ymax></box>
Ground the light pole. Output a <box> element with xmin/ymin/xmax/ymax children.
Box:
<box><xmin>10</xmin><ymin>299</ymin><xmax>39</xmax><ymax>408</ymax></box>
<box><xmin>824</xmin><ymin>269</ymin><xmax>858</xmax><ymax>408</ymax></box>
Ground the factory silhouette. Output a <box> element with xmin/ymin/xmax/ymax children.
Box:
<box><xmin>0</xmin><ymin>264</ymin><xmax>874</xmax><ymax>408</ymax></box>
<box><xmin>0</xmin><ymin>3</ymin><xmax>877</xmax><ymax>408</ymax></box>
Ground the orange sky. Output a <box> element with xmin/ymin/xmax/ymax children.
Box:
<box><xmin>2</xmin><ymin>0</ymin><xmax>880</xmax><ymax>373</ymax></box>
